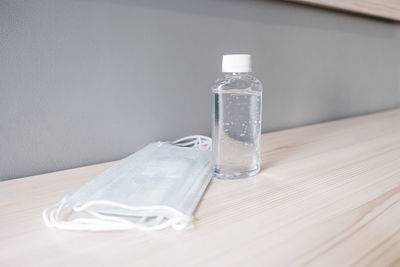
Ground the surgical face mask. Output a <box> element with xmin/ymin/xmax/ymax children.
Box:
<box><xmin>43</xmin><ymin>135</ymin><xmax>212</xmax><ymax>231</ymax></box>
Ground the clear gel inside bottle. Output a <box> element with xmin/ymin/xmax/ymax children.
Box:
<box><xmin>212</xmin><ymin>54</ymin><xmax>263</xmax><ymax>179</ymax></box>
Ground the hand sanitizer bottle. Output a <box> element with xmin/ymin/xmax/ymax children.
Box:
<box><xmin>212</xmin><ymin>54</ymin><xmax>263</xmax><ymax>179</ymax></box>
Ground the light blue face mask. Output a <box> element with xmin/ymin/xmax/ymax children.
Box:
<box><xmin>43</xmin><ymin>136</ymin><xmax>212</xmax><ymax>231</ymax></box>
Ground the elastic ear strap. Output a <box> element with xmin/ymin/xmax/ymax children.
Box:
<box><xmin>171</xmin><ymin>135</ymin><xmax>211</xmax><ymax>150</ymax></box>
<box><xmin>42</xmin><ymin>201</ymin><xmax>191</xmax><ymax>231</ymax></box>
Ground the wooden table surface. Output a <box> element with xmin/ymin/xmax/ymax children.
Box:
<box><xmin>1</xmin><ymin>109</ymin><xmax>400</xmax><ymax>267</ymax></box>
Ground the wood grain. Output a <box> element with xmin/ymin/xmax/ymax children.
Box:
<box><xmin>1</xmin><ymin>109</ymin><xmax>400</xmax><ymax>266</ymax></box>
<box><xmin>289</xmin><ymin>0</ymin><xmax>400</xmax><ymax>21</ymax></box>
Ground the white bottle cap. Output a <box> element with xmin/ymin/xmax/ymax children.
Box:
<box><xmin>222</xmin><ymin>54</ymin><xmax>252</xmax><ymax>73</ymax></box>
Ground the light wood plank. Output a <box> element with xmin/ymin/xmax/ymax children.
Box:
<box><xmin>1</xmin><ymin>109</ymin><xmax>400</xmax><ymax>266</ymax></box>
<box><xmin>290</xmin><ymin>0</ymin><xmax>400</xmax><ymax>21</ymax></box>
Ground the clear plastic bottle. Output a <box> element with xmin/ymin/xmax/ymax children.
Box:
<box><xmin>212</xmin><ymin>54</ymin><xmax>263</xmax><ymax>179</ymax></box>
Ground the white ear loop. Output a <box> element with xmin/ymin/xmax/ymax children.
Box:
<box><xmin>171</xmin><ymin>135</ymin><xmax>211</xmax><ymax>150</ymax></box>
<box><xmin>43</xmin><ymin>201</ymin><xmax>190</xmax><ymax>231</ymax></box>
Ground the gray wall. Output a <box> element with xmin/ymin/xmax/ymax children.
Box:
<box><xmin>1</xmin><ymin>0</ymin><xmax>400</xmax><ymax>181</ymax></box>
